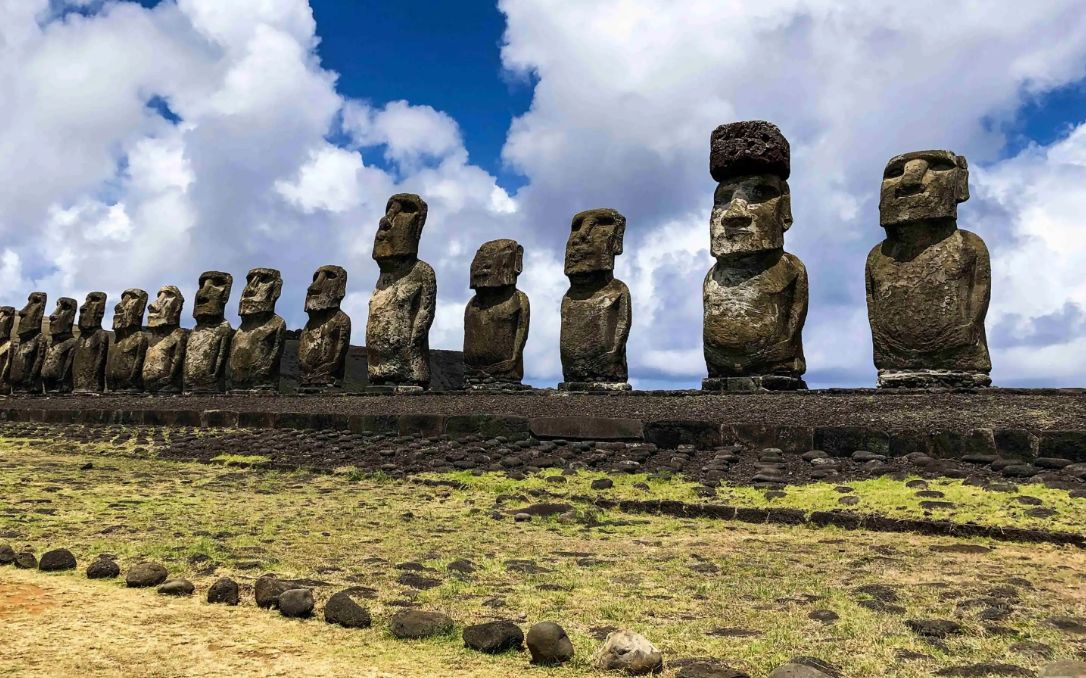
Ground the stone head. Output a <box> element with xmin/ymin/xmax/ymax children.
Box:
<box><xmin>470</xmin><ymin>239</ymin><xmax>523</xmax><ymax>290</ymax></box>
<box><xmin>879</xmin><ymin>150</ymin><xmax>969</xmax><ymax>228</ymax></box>
<box><xmin>239</xmin><ymin>267</ymin><xmax>282</xmax><ymax>317</ymax></box>
<box><xmin>148</xmin><ymin>286</ymin><xmax>184</xmax><ymax>328</ymax></box>
<box><xmin>564</xmin><ymin>208</ymin><xmax>626</xmax><ymax>276</ymax></box>
<box><xmin>194</xmin><ymin>271</ymin><xmax>233</xmax><ymax>322</ymax></box>
<box><xmin>305</xmin><ymin>265</ymin><xmax>347</xmax><ymax>312</ymax></box>
<box><xmin>17</xmin><ymin>292</ymin><xmax>46</xmax><ymax>337</ymax></box>
<box><xmin>78</xmin><ymin>292</ymin><xmax>107</xmax><ymax>331</ymax></box>
<box><xmin>373</xmin><ymin>193</ymin><xmax>428</xmax><ymax>262</ymax></box>
<box><xmin>49</xmin><ymin>297</ymin><xmax>77</xmax><ymax>336</ymax></box>
<box><xmin>113</xmin><ymin>289</ymin><xmax>148</xmax><ymax>332</ymax></box>
<box><xmin>0</xmin><ymin>306</ymin><xmax>15</xmax><ymax>340</ymax></box>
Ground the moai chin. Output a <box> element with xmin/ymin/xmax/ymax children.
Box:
<box><xmin>184</xmin><ymin>271</ymin><xmax>235</xmax><ymax>394</ymax></box>
<box><xmin>227</xmin><ymin>267</ymin><xmax>286</xmax><ymax>393</ymax></box>
<box><xmin>41</xmin><ymin>297</ymin><xmax>79</xmax><ymax>395</ymax></box>
<box><xmin>299</xmin><ymin>265</ymin><xmax>351</xmax><ymax>393</ymax></box>
<box><xmin>72</xmin><ymin>292</ymin><xmax>110</xmax><ymax>394</ymax></box>
<box><xmin>702</xmin><ymin>121</ymin><xmax>809</xmax><ymax>392</ymax></box>
<box><xmin>866</xmin><ymin>150</ymin><xmax>991</xmax><ymax>388</ymax></box>
<box><xmin>107</xmin><ymin>289</ymin><xmax>148</xmax><ymax>393</ymax></box>
<box><xmin>142</xmin><ymin>285</ymin><xmax>188</xmax><ymax>394</ymax></box>
<box><xmin>559</xmin><ymin>208</ymin><xmax>632</xmax><ymax>391</ymax></box>
<box><xmin>0</xmin><ymin>306</ymin><xmax>15</xmax><ymax>395</ymax></box>
<box><xmin>9</xmin><ymin>291</ymin><xmax>47</xmax><ymax>395</ymax></box>
<box><xmin>464</xmin><ymin>239</ymin><xmax>530</xmax><ymax>390</ymax></box>
<box><xmin>366</xmin><ymin>193</ymin><xmax>436</xmax><ymax>392</ymax></box>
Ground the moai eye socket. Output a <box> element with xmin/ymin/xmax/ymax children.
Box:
<box><xmin>748</xmin><ymin>183</ymin><xmax>780</xmax><ymax>204</ymax></box>
<box><xmin>884</xmin><ymin>163</ymin><xmax>905</xmax><ymax>179</ymax></box>
<box><xmin>927</xmin><ymin>156</ymin><xmax>957</xmax><ymax>171</ymax></box>
<box><xmin>714</xmin><ymin>185</ymin><xmax>735</xmax><ymax>204</ymax></box>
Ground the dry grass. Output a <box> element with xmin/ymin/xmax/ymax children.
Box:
<box><xmin>1</xmin><ymin>436</ymin><xmax>1085</xmax><ymax>677</ymax></box>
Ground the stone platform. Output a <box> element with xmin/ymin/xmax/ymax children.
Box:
<box><xmin>1</xmin><ymin>389</ymin><xmax>1084</xmax><ymax>460</ymax></box>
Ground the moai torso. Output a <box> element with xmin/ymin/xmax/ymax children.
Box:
<box><xmin>560</xmin><ymin>277</ymin><xmax>630</xmax><ymax>384</ymax></box>
<box><xmin>108</xmin><ymin>331</ymin><xmax>148</xmax><ymax>392</ymax></box>
<box><xmin>41</xmin><ymin>297</ymin><xmax>78</xmax><ymax>394</ymax></box>
<box><xmin>299</xmin><ymin>265</ymin><xmax>351</xmax><ymax>391</ymax></box>
<box><xmin>184</xmin><ymin>271</ymin><xmax>235</xmax><ymax>394</ymax></box>
<box><xmin>143</xmin><ymin>327</ymin><xmax>188</xmax><ymax>393</ymax></box>
<box><xmin>0</xmin><ymin>306</ymin><xmax>19</xmax><ymax>395</ymax></box>
<box><xmin>72</xmin><ymin>329</ymin><xmax>110</xmax><ymax>393</ymax></box>
<box><xmin>465</xmin><ymin>289</ymin><xmax>530</xmax><ymax>385</ymax></box>
<box><xmin>228</xmin><ymin>315</ymin><xmax>286</xmax><ymax>391</ymax></box>
<box><xmin>10</xmin><ymin>292</ymin><xmax>47</xmax><ymax>395</ymax></box>
<box><xmin>366</xmin><ymin>260</ymin><xmax>436</xmax><ymax>387</ymax></box>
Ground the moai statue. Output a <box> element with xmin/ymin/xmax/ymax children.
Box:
<box><xmin>72</xmin><ymin>292</ymin><xmax>110</xmax><ymax>394</ymax></box>
<box><xmin>184</xmin><ymin>271</ymin><xmax>234</xmax><ymax>394</ymax></box>
<box><xmin>227</xmin><ymin>267</ymin><xmax>286</xmax><ymax>393</ymax></box>
<box><xmin>9</xmin><ymin>292</ymin><xmax>47</xmax><ymax>395</ymax></box>
<box><xmin>142</xmin><ymin>286</ymin><xmax>187</xmax><ymax>394</ymax></box>
<box><xmin>702</xmin><ymin>121</ymin><xmax>808</xmax><ymax>391</ymax></box>
<box><xmin>463</xmin><ymin>239</ymin><xmax>530</xmax><ymax>390</ymax></box>
<box><xmin>559</xmin><ymin>208</ymin><xmax>631</xmax><ymax>391</ymax></box>
<box><xmin>299</xmin><ymin>265</ymin><xmax>351</xmax><ymax>393</ymax></box>
<box><xmin>41</xmin><ymin>297</ymin><xmax>78</xmax><ymax>394</ymax></box>
<box><xmin>866</xmin><ymin>150</ymin><xmax>991</xmax><ymax>388</ymax></box>
<box><xmin>366</xmin><ymin>194</ymin><xmax>436</xmax><ymax>392</ymax></box>
<box><xmin>0</xmin><ymin>306</ymin><xmax>16</xmax><ymax>395</ymax></box>
<box><xmin>107</xmin><ymin>289</ymin><xmax>148</xmax><ymax>393</ymax></box>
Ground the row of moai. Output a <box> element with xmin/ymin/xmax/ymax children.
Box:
<box><xmin>0</xmin><ymin>121</ymin><xmax>991</xmax><ymax>395</ymax></box>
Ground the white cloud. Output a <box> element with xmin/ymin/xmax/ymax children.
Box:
<box><xmin>343</xmin><ymin>99</ymin><xmax>466</xmax><ymax>168</ymax></box>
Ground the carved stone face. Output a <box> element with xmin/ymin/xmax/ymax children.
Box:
<box><xmin>879</xmin><ymin>150</ymin><xmax>969</xmax><ymax>228</ymax></box>
<box><xmin>710</xmin><ymin>175</ymin><xmax>792</xmax><ymax>257</ymax></box>
<box><xmin>113</xmin><ymin>289</ymin><xmax>148</xmax><ymax>331</ymax></box>
<box><xmin>373</xmin><ymin>194</ymin><xmax>428</xmax><ymax>262</ymax></box>
<box><xmin>471</xmin><ymin>239</ymin><xmax>523</xmax><ymax>290</ymax></box>
<box><xmin>147</xmin><ymin>286</ymin><xmax>184</xmax><ymax>328</ymax></box>
<box><xmin>564</xmin><ymin>209</ymin><xmax>626</xmax><ymax>276</ymax></box>
<box><xmin>305</xmin><ymin>265</ymin><xmax>347</xmax><ymax>312</ymax></box>
<box><xmin>239</xmin><ymin>267</ymin><xmax>282</xmax><ymax>317</ymax></box>
<box><xmin>78</xmin><ymin>292</ymin><xmax>107</xmax><ymax>331</ymax></box>
<box><xmin>18</xmin><ymin>292</ymin><xmax>46</xmax><ymax>337</ymax></box>
<box><xmin>194</xmin><ymin>271</ymin><xmax>233</xmax><ymax>322</ymax></box>
<box><xmin>49</xmin><ymin>297</ymin><xmax>77</xmax><ymax>336</ymax></box>
<box><xmin>0</xmin><ymin>306</ymin><xmax>15</xmax><ymax>340</ymax></box>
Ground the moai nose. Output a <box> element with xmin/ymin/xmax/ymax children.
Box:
<box><xmin>901</xmin><ymin>158</ymin><xmax>928</xmax><ymax>187</ymax></box>
<box><xmin>721</xmin><ymin>198</ymin><xmax>753</xmax><ymax>225</ymax></box>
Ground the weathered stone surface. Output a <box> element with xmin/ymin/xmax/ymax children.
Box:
<box><xmin>10</xmin><ymin>291</ymin><xmax>47</xmax><ymax>395</ymax></box>
<box><xmin>41</xmin><ymin>297</ymin><xmax>78</xmax><ymax>394</ymax></box>
<box><xmin>593</xmin><ymin>629</ymin><xmax>663</xmax><ymax>675</ymax></box>
<box><xmin>158</xmin><ymin>578</ymin><xmax>195</xmax><ymax>596</ymax></box>
<box><xmin>464</xmin><ymin>239</ymin><xmax>530</xmax><ymax>389</ymax></box>
<box><xmin>560</xmin><ymin>208</ymin><xmax>631</xmax><ymax>390</ymax></box>
<box><xmin>184</xmin><ymin>271</ymin><xmax>234</xmax><ymax>394</ymax></box>
<box><xmin>38</xmin><ymin>547</ymin><xmax>76</xmax><ymax>572</ymax></box>
<box><xmin>527</xmin><ymin>621</ymin><xmax>574</xmax><ymax>665</ymax></box>
<box><xmin>107</xmin><ymin>289</ymin><xmax>148</xmax><ymax>393</ymax></box>
<box><xmin>86</xmin><ymin>557</ymin><xmax>119</xmax><ymax>579</ymax></box>
<box><xmin>768</xmin><ymin>663</ymin><xmax>832</xmax><ymax>678</ymax></box>
<box><xmin>207</xmin><ymin>577</ymin><xmax>239</xmax><ymax>605</ymax></box>
<box><xmin>462</xmin><ymin>620</ymin><xmax>524</xmax><ymax>654</ymax></box>
<box><xmin>14</xmin><ymin>551</ymin><xmax>37</xmax><ymax>569</ymax></box>
<box><xmin>142</xmin><ymin>286</ymin><xmax>187</xmax><ymax>394</ymax></box>
<box><xmin>125</xmin><ymin>561</ymin><xmax>168</xmax><ymax>587</ymax></box>
<box><xmin>0</xmin><ymin>306</ymin><xmax>16</xmax><ymax>394</ymax></box>
<box><xmin>530</xmin><ymin>416</ymin><xmax>643</xmax><ymax>441</ymax></box>
<box><xmin>324</xmin><ymin>589</ymin><xmax>372</xmax><ymax>628</ymax></box>
<box><xmin>278</xmin><ymin>588</ymin><xmax>314</xmax><ymax>618</ymax></box>
<box><xmin>866</xmin><ymin>150</ymin><xmax>991</xmax><ymax>388</ymax></box>
<box><xmin>299</xmin><ymin>265</ymin><xmax>350</xmax><ymax>393</ymax></box>
<box><xmin>228</xmin><ymin>268</ymin><xmax>286</xmax><ymax>393</ymax></box>
<box><xmin>704</xmin><ymin>121</ymin><xmax>807</xmax><ymax>390</ymax></box>
<box><xmin>389</xmin><ymin>609</ymin><xmax>454</xmax><ymax>639</ymax></box>
<box><xmin>72</xmin><ymin>292</ymin><xmax>109</xmax><ymax>393</ymax></box>
<box><xmin>367</xmin><ymin>194</ymin><xmax>435</xmax><ymax>389</ymax></box>
<box><xmin>254</xmin><ymin>574</ymin><xmax>290</xmax><ymax>609</ymax></box>
<box><xmin>0</xmin><ymin>544</ymin><xmax>15</xmax><ymax>565</ymax></box>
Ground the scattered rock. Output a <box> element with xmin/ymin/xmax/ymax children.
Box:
<box><xmin>591</xmin><ymin>478</ymin><xmax>615</xmax><ymax>490</ymax></box>
<box><xmin>527</xmin><ymin>621</ymin><xmax>574</xmax><ymax>665</ymax></box>
<box><xmin>592</xmin><ymin>629</ymin><xmax>663</xmax><ymax>675</ymax></box>
<box><xmin>808</xmin><ymin>609</ymin><xmax>838</xmax><ymax>624</ymax></box>
<box><xmin>674</xmin><ymin>660</ymin><xmax>750</xmax><ymax>678</ymax></box>
<box><xmin>324</xmin><ymin>590</ymin><xmax>372</xmax><ymax>628</ymax></box>
<box><xmin>86</xmin><ymin>557</ymin><xmax>120</xmax><ymax>579</ymax></box>
<box><xmin>207</xmin><ymin>578</ymin><xmax>239</xmax><ymax>605</ymax></box>
<box><xmin>1047</xmin><ymin>616</ymin><xmax>1086</xmax><ymax>634</ymax></box>
<box><xmin>707</xmin><ymin>627</ymin><xmax>760</xmax><ymax>637</ymax></box>
<box><xmin>514</xmin><ymin>513</ymin><xmax>532</xmax><ymax>523</ymax></box>
<box><xmin>126</xmin><ymin>561</ymin><xmax>168</xmax><ymax>588</ymax></box>
<box><xmin>934</xmin><ymin>663</ymin><xmax>1031</xmax><ymax>677</ymax></box>
<box><xmin>930</xmin><ymin>544</ymin><xmax>991</xmax><ymax>554</ymax></box>
<box><xmin>1009</xmin><ymin>640</ymin><xmax>1052</xmax><ymax>658</ymax></box>
<box><xmin>462</xmin><ymin>620</ymin><xmax>524</xmax><ymax>654</ymax></box>
<box><xmin>37</xmin><ymin>548</ymin><xmax>76</xmax><ymax>572</ymax></box>
<box><xmin>1040</xmin><ymin>661</ymin><xmax>1086</xmax><ymax>677</ymax></box>
<box><xmin>397</xmin><ymin>572</ymin><xmax>442</xmax><ymax>590</ymax></box>
<box><xmin>446</xmin><ymin>559</ymin><xmax>476</xmax><ymax>574</ymax></box>
<box><xmin>787</xmin><ymin>657</ymin><xmax>841</xmax><ymax>678</ymax></box>
<box><xmin>255</xmin><ymin>574</ymin><xmax>290</xmax><ymax>609</ymax></box>
<box><xmin>768</xmin><ymin>663</ymin><xmax>832</xmax><ymax>678</ymax></box>
<box><xmin>278</xmin><ymin>588</ymin><xmax>315</xmax><ymax>618</ymax></box>
<box><xmin>838</xmin><ymin>496</ymin><xmax>859</xmax><ymax>506</ymax></box>
<box><xmin>0</xmin><ymin>544</ymin><xmax>14</xmax><ymax>565</ymax></box>
<box><xmin>906</xmin><ymin>618</ymin><xmax>962</xmax><ymax>639</ymax></box>
<box><xmin>158</xmin><ymin>579</ymin><xmax>195</xmax><ymax>596</ymax></box>
<box><xmin>390</xmin><ymin>609</ymin><xmax>454</xmax><ymax>639</ymax></box>
<box><xmin>13</xmin><ymin>552</ymin><xmax>37</xmax><ymax>569</ymax></box>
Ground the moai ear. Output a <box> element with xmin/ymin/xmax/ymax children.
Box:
<box><xmin>779</xmin><ymin>184</ymin><xmax>794</xmax><ymax>232</ymax></box>
<box><xmin>610</xmin><ymin>218</ymin><xmax>626</xmax><ymax>256</ymax></box>
<box><xmin>272</xmin><ymin>276</ymin><xmax>284</xmax><ymax>302</ymax></box>
<box><xmin>955</xmin><ymin>155</ymin><xmax>970</xmax><ymax>203</ymax></box>
<box><xmin>514</xmin><ymin>244</ymin><xmax>524</xmax><ymax>275</ymax></box>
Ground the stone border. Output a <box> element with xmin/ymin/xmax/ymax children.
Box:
<box><xmin>2</xmin><ymin>407</ymin><xmax>1085</xmax><ymax>461</ymax></box>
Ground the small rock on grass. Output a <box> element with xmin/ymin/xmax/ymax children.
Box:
<box><xmin>462</xmin><ymin>620</ymin><xmax>524</xmax><ymax>654</ymax></box>
<box><xmin>591</xmin><ymin>478</ymin><xmax>614</xmax><ymax>490</ymax></box>
<box><xmin>126</xmin><ymin>562</ymin><xmax>168</xmax><ymax>588</ymax></box>
<box><xmin>769</xmin><ymin>664</ymin><xmax>832</xmax><ymax>678</ymax></box>
<box><xmin>207</xmin><ymin>578</ymin><xmax>239</xmax><ymax>605</ymax></box>
<box><xmin>0</xmin><ymin>544</ymin><xmax>15</xmax><ymax>565</ymax></box>
<box><xmin>86</xmin><ymin>558</ymin><xmax>120</xmax><ymax>579</ymax></box>
<box><xmin>324</xmin><ymin>590</ymin><xmax>372</xmax><ymax>628</ymax></box>
<box><xmin>527</xmin><ymin>621</ymin><xmax>574</xmax><ymax>665</ymax></box>
<box><xmin>255</xmin><ymin>574</ymin><xmax>290</xmax><ymax>609</ymax></box>
<box><xmin>38</xmin><ymin>548</ymin><xmax>76</xmax><ymax>572</ymax></box>
<box><xmin>158</xmin><ymin>579</ymin><xmax>195</xmax><ymax>596</ymax></box>
<box><xmin>674</xmin><ymin>660</ymin><xmax>750</xmax><ymax>678</ymax></box>
<box><xmin>906</xmin><ymin>618</ymin><xmax>963</xmax><ymax>639</ymax></box>
<box><xmin>278</xmin><ymin>589</ymin><xmax>314</xmax><ymax>619</ymax></box>
<box><xmin>389</xmin><ymin>609</ymin><xmax>454</xmax><ymax>639</ymax></box>
<box><xmin>593</xmin><ymin>629</ymin><xmax>663</xmax><ymax>675</ymax></box>
<box><xmin>14</xmin><ymin>552</ymin><xmax>37</xmax><ymax>569</ymax></box>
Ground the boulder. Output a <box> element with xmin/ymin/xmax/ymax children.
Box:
<box><xmin>390</xmin><ymin>609</ymin><xmax>454</xmax><ymax>639</ymax></box>
<box><xmin>125</xmin><ymin>561</ymin><xmax>168</xmax><ymax>588</ymax></box>
<box><xmin>527</xmin><ymin>621</ymin><xmax>574</xmax><ymax>665</ymax></box>
<box><xmin>324</xmin><ymin>590</ymin><xmax>372</xmax><ymax>628</ymax></box>
<box><xmin>593</xmin><ymin>629</ymin><xmax>663</xmax><ymax>675</ymax></box>
<box><xmin>1041</xmin><ymin>661</ymin><xmax>1086</xmax><ymax>678</ymax></box>
<box><xmin>462</xmin><ymin>620</ymin><xmax>524</xmax><ymax>654</ymax></box>
<box><xmin>158</xmin><ymin>579</ymin><xmax>195</xmax><ymax>596</ymax></box>
<box><xmin>0</xmin><ymin>544</ymin><xmax>16</xmax><ymax>565</ymax></box>
<box><xmin>278</xmin><ymin>588</ymin><xmax>314</xmax><ymax>618</ymax></box>
<box><xmin>38</xmin><ymin>548</ymin><xmax>77</xmax><ymax>572</ymax></box>
<box><xmin>13</xmin><ymin>551</ymin><xmax>37</xmax><ymax>569</ymax></box>
<box><xmin>675</xmin><ymin>661</ymin><xmax>750</xmax><ymax>678</ymax></box>
<box><xmin>207</xmin><ymin>578</ymin><xmax>239</xmax><ymax>605</ymax></box>
<box><xmin>768</xmin><ymin>664</ymin><xmax>832</xmax><ymax>678</ymax></box>
<box><xmin>255</xmin><ymin>574</ymin><xmax>290</xmax><ymax>609</ymax></box>
<box><xmin>86</xmin><ymin>558</ymin><xmax>120</xmax><ymax>579</ymax></box>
